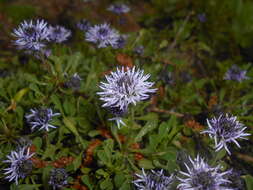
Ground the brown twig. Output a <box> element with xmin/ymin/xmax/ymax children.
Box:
<box><xmin>235</xmin><ymin>153</ymin><xmax>253</xmax><ymax>163</ymax></box>
<box><xmin>149</xmin><ymin>107</ymin><xmax>184</xmax><ymax>117</ymax></box>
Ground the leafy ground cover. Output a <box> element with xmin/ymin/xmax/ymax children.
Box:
<box><xmin>0</xmin><ymin>0</ymin><xmax>253</xmax><ymax>189</ymax></box>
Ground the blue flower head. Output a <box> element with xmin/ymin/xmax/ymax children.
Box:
<box><xmin>25</xmin><ymin>108</ymin><xmax>60</xmax><ymax>131</ymax></box>
<box><xmin>4</xmin><ymin>147</ymin><xmax>34</xmax><ymax>185</ymax></box>
<box><xmin>202</xmin><ymin>114</ymin><xmax>251</xmax><ymax>154</ymax></box>
<box><xmin>77</xmin><ymin>19</ymin><xmax>91</xmax><ymax>31</ymax></box>
<box><xmin>177</xmin><ymin>155</ymin><xmax>232</xmax><ymax>190</ymax></box>
<box><xmin>49</xmin><ymin>168</ymin><xmax>68</xmax><ymax>190</ymax></box>
<box><xmin>97</xmin><ymin>67</ymin><xmax>157</xmax><ymax>110</ymax></box>
<box><xmin>12</xmin><ymin>19</ymin><xmax>50</xmax><ymax>52</ymax></box>
<box><xmin>85</xmin><ymin>23</ymin><xmax>120</xmax><ymax>48</ymax></box>
<box><xmin>107</xmin><ymin>3</ymin><xmax>130</xmax><ymax>14</ymax></box>
<box><xmin>133</xmin><ymin>168</ymin><xmax>174</xmax><ymax>190</ymax></box>
<box><xmin>113</xmin><ymin>35</ymin><xmax>128</xmax><ymax>49</ymax></box>
<box><xmin>197</xmin><ymin>13</ymin><xmax>207</xmax><ymax>23</ymax></box>
<box><xmin>64</xmin><ymin>73</ymin><xmax>82</xmax><ymax>90</ymax></box>
<box><xmin>224</xmin><ymin>65</ymin><xmax>249</xmax><ymax>82</ymax></box>
<box><xmin>48</xmin><ymin>25</ymin><xmax>71</xmax><ymax>43</ymax></box>
<box><xmin>134</xmin><ymin>45</ymin><xmax>144</xmax><ymax>55</ymax></box>
<box><xmin>97</xmin><ymin>67</ymin><xmax>156</xmax><ymax>128</ymax></box>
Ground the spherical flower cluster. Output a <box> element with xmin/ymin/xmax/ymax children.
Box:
<box><xmin>48</xmin><ymin>25</ymin><xmax>71</xmax><ymax>43</ymax></box>
<box><xmin>107</xmin><ymin>3</ymin><xmax>130</xmax><ymax>14</ymax></box>
<box><xmin>4</xmin><ymin>147</ymin><xmax>34</xmax><ymax>185</ymax></box>
<box><xmin>12</xmin><ymin>19</ymin><xmax>50</xmax><ymax>52</ymax></box>
<box><xmin>134</xmin><ymin>45</ymin><xmax>144</xmax><ymax>55</ymax></box>
<box><xmin>197</xmin><ymin>13</ymin><xmax>207</xmax><ymax>23</ymax></box>
<box><xmin>177</xmin><ymin>155</ymin><xmax>231</xmax><ymax>190</ymax></box>
<box><xmin>49</xmin><ymin>168</ymin><xmax>68</xmax><ymax>190</ymax></box>
<box><xmin>133</xmin><ymin>168</ymin><xmax>174</xmax><ymax>190</ymax></box>
<box><xmin>98</xmin><ymin>67</ymin><xmax>156</xmax><ymax>127</ymax></box>
<box><xmin>64</xmin><ymin>73</ymin><xmax>82</xmax><ymax>90</ymax></box>
<box><xmin>77</xmin><ymin>19</ymin><xmax>91</xmax><ymax>31</ymax></box>
<box><xmin>85</xmin><ymin>23</ymin><xmax>120</xmax><ymax>48</ymax></box>
<box><xmin>98</xmin><ymin>67</ymin><xmax>156</xmax><ymax>110</ymax></box>
<box><xmin>25</xmin><ymin>108</ymin><xmax>60</xmax><ymax>131</ymax></box>
<box><xmin>224</xmin><ymin>65</ymin><xmax>249</xmax><ymax>82</ymax></box>
<box><xmin>202</xmin><ymin>114</ymin><xmax>251</xmax><ymax>154</ymax></box>
<box><xmin>113</xmin><ymin>35</ymin><xmax>128</xmax><ymax>49</ymax></box>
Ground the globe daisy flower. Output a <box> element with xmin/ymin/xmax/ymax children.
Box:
<box><xmin>107</xmin><ymin>3</ymin><xmax>130</xmax><ymax>14</ymax></box>
<box><xmin>224</xmin><ymin>65</ymin><xmax>249</xmax><ymax>82</ymax></box>
<box><xmin>224</xmin><ymin>169</ymin><xmax>245</xmax><ymax>190</ymax></box>
<box><xmin>134</xmin><ymin>45</ymin><xmax>144</xmax><ymax>55</ymax></box>
<box><xmin>77</xmin><ymin>19</ymin><xmax>91</xmax><ymax>31</ymax></box>
<box><xmin>133</xmin><ymin>168</ymin><xmax>174</xmax><ymax>190</ymax></box>
<box><xmin>197</xmin><ymin>13</ymin><xmax>207</xmax><ymax>23</ymax></box>
<box><xmin>201</xmin><ymin>114</ymin><xmax>251</xmax><ymax>154</ymax></box>
<box><xmin>25</xmin><ymin>108</ymin><xmax>60</xmax><ymax>131</ymax></box>
<box><xmin>85</xmin><ymin>23</ymin><xmax>119</xmax><ymax>48</ymax></box>
<box><xmin>48</xmin><ymin>25</ymin><xmax>71</xmax><ymax>43</ymax></box>
<box><xmin>64</xmin><ymin>73</ymin><xmax>82</xmax><ymax>90</ymax></box>
<box><xmin>3</xmin><ymin>147</ymin><xmax>34</xmax><ymax>185</ymax></box>
<box><xmin>12</xmin><ymin>19</ymin><xmax>50</xmax><ymax>52</ymax></box>
<box><xmin>49</xmin><ymin>168</ymin><xmax>68</xmax><ymax>190</ymax></box>
<box><xmin>177</xmin><ymin>155</ymin><xmax>231</xmax><ymax>190</ymax></box>
<box><xmin>97</xmin><ymin>67</ymin><xmax>157</xmax><ymax>110</ymax></box>
<box><xmin>112</xmin><ymin>35</ymin><xmax>128</xmax><ymax>49</ymax></box>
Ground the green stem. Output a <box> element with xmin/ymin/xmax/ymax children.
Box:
<box><xmin>111</xmin><ymin>125</ymin><xmax>122</xmax><ymax>150</ymax></box>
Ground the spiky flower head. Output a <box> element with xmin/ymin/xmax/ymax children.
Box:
<box><xmin>85</xmin><ymin>23</ymin><xmax>120</xmax><ymax>48</ymax></box>
<box><xmin>77</xmin><ymin>19</ymin><xmax>91</xmax><ymax>31</ymax></box>
<box><xmin>12</xmin><ymin>19</ymin><xmax>50</xmax><ymax>52</ymax></box>
<box><xmin>197</xmin><ymin>13</ymin><xmax>207</xmax><ymax>23</ymax></box>
<box><xmin>97</xmin><ymin>67</ymin><xmax>157</xmax><ymax>110</ymax></box>
<box><xmin>48</xmin><ymin>25</ymin><xmax>71</xmax><ymax>43</ymax></box>
<box><xmin>4</xmin><ymin>147</ymin><xmax>34</xmax><ymax>185</ymax></box>
<box><xmin>177</xmin><ymin>155</ymin><xmax>231</xmax><ymax>190</ymax></box>
<box><xmin>49</xmin><ymin>168</ymin><xmax>68</xmax><ymax>190</ymax></box>
<box><xmin>25</xmin><ymin>108</ymin><xmax>60</xmax><ymax>131</ymax></box>
<box><xmin>133</xmin><ymin>168</ymin><xmax>174</xmax><ymax>190</ymax></box>
<box><xmin>134</xmin><ymin>45</ymin><xmax>144</xmax><ymax>55</ymax></box>
<box><xmin>201</xmin><ymin>114</ymin><xmax>251</xmax><ymax>154</ymax></box>
<box><xmin>113</xmin><ymin>35</ymin><xmax>128</xmax><ymax>49</ymax></box>
<box><xmin>224</xmin><ymin>65</ymin><xmax>249</xmax><ymax>82</ymax></box>
<box><xmin>107</xmin><ymin>3</ymin><xmax>130</xmax><ymax>14</ymax></box>
<box><xmin>224</xmin><ymin>169</ymin><xmax>245</xmax><ymax>190</ymax></box>
<box><xmin>64</xmin><ymin>73</ymin><xmax>82</xmax><ymax>90</ymax></box>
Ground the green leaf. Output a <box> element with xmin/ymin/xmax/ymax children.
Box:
<box><xmin>243</xmin><ymin>175</ymin><xmax>253</xmax><ymax>190</ymax></box>
<box><xmin>15</xmin><ymin>184</ymin><xmax>41</xmax><ymax>190</ymax></box>
<box><xmin>114</xmin><ymin>173</ymin><xmax>125</xmax><ymax>188</ymax></box>
<box><xmin>51</xmin><ymin>94</ymin><xmax>63</xmax><ymax>114</ymax></box>
<box><xmin>63</xmin><ymin>117</ymin><xmax>85</xmax><ymax>148</ymax></box>
<box><xmin>100</xmin><ymin>178</ymin><xmax>113</xmax><ymax>190</ymax></box>
<box><xmin>42</xmin><ymin>166</ymin><xmax>53</xmax><ymax>190</ymax></box>
<box><xmin>29</xmin><ymin>83</ymin><xmax>44</xmax><ymax>96</ymax></box>
<box><xmin>81</xmin><ymin>175</ymin><xmax>93</xmax><ymax>189</ymax></box>
<box><xmin>13</xmin><ymin>88</ymin><xmax>29</xmax><ymax>102</ymax></box>
<box><xmin>72</xmin><ymin>153</ymin><xmax>82</xmax><ymax>171</ymax></box>
<box><xmin>96</xmin><ymin>169</ymin><xmax>110</xmax><ymax>178</ymax></box>
<box><xmin>33</xmin><ymin>137</ymin><xmax>42</xmax><ymax>150</ymax></box>
<box><xmin>138</xmin><ymin>159</ymin><xmax>154</xmax><ymax>169</ymax></box>
<box><xmin>42</xmin><ymin>144</ymin><xmax>57</xmax><ymax>159</ymax></box>
<box><xmin>134</xmin><ymin>121</ymin><xmax>157</xmax><ymax>142</ymax></box>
